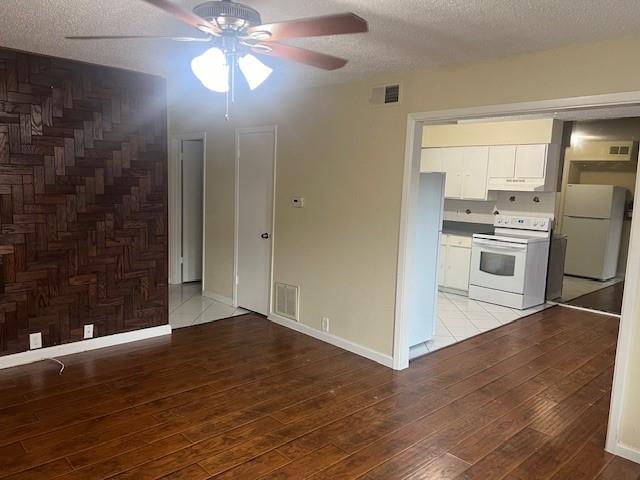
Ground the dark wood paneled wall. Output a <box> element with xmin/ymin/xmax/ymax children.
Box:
<box><xmin>0</xmin><ymin>48</ymin><xmax>168</xmax><ymax>356</ymax></box>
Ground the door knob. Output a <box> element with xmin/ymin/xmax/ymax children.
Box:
<box><xmin>261</xmin><ymin>233</ymin><xmax>270</xmax><ymax>239</ymax></box>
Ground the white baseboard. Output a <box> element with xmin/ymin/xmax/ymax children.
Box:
<box><xmin>0</xmin><ymin>324</ymin><xmax>172</xmax><ymax>370</ymax></box>
<box><xmin>202</xmin><ymin>290</ymin><xmax>235</xmax><ymax>307</ymax></box>
<box><xmin>608</xmin><ymin>442</ymin><xmax>640</xmax><ymax>465</ymax></box>
<box><xmin>268</xmin><ymin>313</ymin><xmax>394</xmax><ymax>368</ymax></box>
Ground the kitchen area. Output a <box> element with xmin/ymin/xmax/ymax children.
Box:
<box><xmin>409</xmin><ymin>116</ymin><xmax>638</xmax><ymax>358</ymax></box>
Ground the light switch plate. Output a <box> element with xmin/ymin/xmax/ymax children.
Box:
<box><xmin>291</xmin><ymin>196</ymin><xmax>304</xmax><ymax>208</ymax></box>
<box><xmin>29</xmin><ymin>332</ymin><xmax>42</xmax><ymax>350</ymax></box>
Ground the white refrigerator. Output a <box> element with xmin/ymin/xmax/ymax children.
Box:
<box><xmin>407</xmin><ymin>172</ymin><xmax>445</xmax><ymax>347</ymax></box>
<box><xmin>562</xmin><ymin>184</ymin><xmax>626</xmax><ymax>281</ymax></box>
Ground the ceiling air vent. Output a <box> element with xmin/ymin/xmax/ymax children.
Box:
<box><xmin>370</xmin><ymin>84</ymin><xmax>401</xmax><ymax>106</ymax></box>
<box><xmin>609</xmin><ymin>145</ymin><xmax>631</xmax><ymax>155</ymax></box>
<box><xmin>274</xmin><ymin>283</ymin><xmax>299</xmax><ymax>321</ymax></box>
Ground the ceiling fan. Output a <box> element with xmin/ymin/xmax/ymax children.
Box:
<box><xmin>66</xmin><ymin>0</ymin><xmax>368</xmax><ymax>118</ymax></box>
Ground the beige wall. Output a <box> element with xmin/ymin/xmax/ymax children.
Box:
<box><xmin>579</xmin><ymin>171</ymin><xmax>636</xmax><ymax>199</ymax></box>
<box><xmin>168</xmin><ymin>35</ymin><xmax>640</xmax><ymax>450</ymax></box>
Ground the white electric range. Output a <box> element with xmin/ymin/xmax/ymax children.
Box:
<box><xmin>468</xmin><ymin>215</ymin><xmax>552</xmax><ymax>310</ymax></box>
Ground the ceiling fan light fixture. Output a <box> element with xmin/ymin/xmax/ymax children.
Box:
<box><xmin>191</xmin><ymin>47</ymin><xmax>230</xmax><ymax>93</ymax></box>
<box><xmin>238</xmin><ymin>53</ymin><xmax>272</xmax><ymax>90</ymax></box>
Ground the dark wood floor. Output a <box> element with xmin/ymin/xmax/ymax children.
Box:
<box><xmin>1</xmin><ymin>307</ymin><xmax>639</xmax><ymax>479</ymax></box>
<box><xmin>567</xmin><ymin>282</ymin><xmax>625</xmax><ymax>315</ymax></box>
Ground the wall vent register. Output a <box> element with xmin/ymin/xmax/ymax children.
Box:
<box><xmin>274</xmin><ymin>283</ymin><xmax>299</xmax><ymax>321</ymax></box>
<box><xmin>370</xmin><ymin>84</ymin><xmax>400</xmax><ymax>105</ymax></box>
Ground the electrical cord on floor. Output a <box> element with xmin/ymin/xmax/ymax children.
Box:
<box><xmin>47</xmin><ymin>357</ymin><xmax>65</xmax><ymax>375</ymax></box>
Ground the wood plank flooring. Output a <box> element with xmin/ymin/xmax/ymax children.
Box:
<box><xmin>1</xmin><ymin>306</ymin><xmax>639</xmax><ymax>479</ymax></box>
<box><xmin>567</xmin><ymin>282</ymin><xmax>625</xmax><ymax>315</ymax></box>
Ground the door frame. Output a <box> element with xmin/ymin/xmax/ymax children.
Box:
<box><xmin>168</xmin><ymin>132</ymin><xmax>207</xmax><ymax>287</ymax></box>
<box><xmin>233</xmin><ymin>125</ymin><xmax>278</xmax><ymax>311</ymax></box>
<box><xmin>394</xmin><ymin>91</ymin><xmax>640</xmax><ymax>464</ymax></box>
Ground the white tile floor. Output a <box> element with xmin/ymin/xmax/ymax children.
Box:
<box><xmin>559</xmin><ymin>275</ymin><xmax>624</xmax><ymax>303</ymax></box>
<box><xmin>169</xmin><ymin>282</ymin><xmax>248</xmax><ymax>329</ymax></box>
<box><xmin>409</xmin><ymin>291</ymin><xmax>550</xmax><ymax>359</ymax></box>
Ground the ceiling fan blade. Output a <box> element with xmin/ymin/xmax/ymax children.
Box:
<box><xmin>255</xmin><ymin>43</ymin><xmax>347</xmax><ymax>70</ymax></box>
<box><xmin>65</xmin><ymin>35</ymin><xmax>212</xmax><ymax>42</ymax></box>
<box><xmin>140</xmin><ymin>0</ymin><xmax>222</xmax><ymax>36</ymax></box>
<box><xmin>247</xmin><ymin>13</ymin><xmax>367</xmax><ymax>41</ymax></box>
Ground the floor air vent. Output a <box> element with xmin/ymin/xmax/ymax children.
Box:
<box><xmin>274</xmin><ymin>283</ymin><xmax>299</xmax><ymax>321</ymax></box>
<box><xmin>370</xmin><ymin>84</ymin><xmax>401</xmax><ymax>105</ymax></box>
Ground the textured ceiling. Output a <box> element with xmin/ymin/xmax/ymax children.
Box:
<box><xmin>3</xmin><ymin>0</ymin><xmax>640</xmax><ymax>87</ymax></box>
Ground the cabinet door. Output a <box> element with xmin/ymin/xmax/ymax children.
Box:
<box><xmin>515</xmin><ymin>144</ymin><xmax>547</xmax><ymax>178</ymax></box>
<box><xmin>440</xmin><ymin>147</ymin><xmax>464</xmax><ymax>199</ymax></box>
<box><xmin>488</xmin><ymin>145</ymin><xmax>516</xmax><ymax>178</ymax></box>
<box><xmin>421</xmin><ymin>148</ymin><xmax>442</xmax><ymax>172</ymax></box>
<box><xmin>446</xmin><ymin>245</ymin><xmax>471</xmax><ymax>291</ymax></box>
<box><xmin>438</xmin><ymin>236</ymin><xmax>447</xmax><ymax>286</ymax></box>
<box><xmin>462</xmin><ymin>146</ymin><xmax>489</xmax><ymax>200</ymax></box>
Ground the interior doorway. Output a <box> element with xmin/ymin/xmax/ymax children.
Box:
<box><xmin>169</xmin><ymin>133</ymin><xmax>206</xmax><ymax>286</ymax></box>
<box><xmin>395</xmin><ymin>94</ymin><xmax>640</xmax><ymax>465</ymax></box>
<box><xmin>553</xmin><ymin>118</ymin><xmax>640</xmax><ymax>316</ymax></box>
<box><xmin>234</xmin><ymin>126</ymin><xmax>276</xmax><ymax>316</ymax></box>
<box><xmin>181</xmin><ymin>139</ymin><xmax>204</xmax><ymax>283</ymax></box>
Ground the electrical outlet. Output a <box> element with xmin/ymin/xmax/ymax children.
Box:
<box><xmin>29</xmin><ymin>332</ymin><xmax>42</xmax><ymax>350</ymax></box>
<box><xmin>84</xmin><ymin>324</ymin><xmax>94</xmax><ymax>339</ymax></box>
<box><xmin>321</xmin><ymin>317</ymin><xmax>330</xmax><ymax>333</ymax></box>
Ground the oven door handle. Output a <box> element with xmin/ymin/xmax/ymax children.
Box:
<box><xmin>472</xmin><ymin>239</ymin><xmax>528</xmax><ymax>250</ymax></box>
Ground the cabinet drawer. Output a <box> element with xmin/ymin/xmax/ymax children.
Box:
<box><xmin>440</xmin><ymin>233</ymin><xmax>448</xmax><ymax>245</ymax></box>
<box><xmin>447</xmin><ymin>235</ymin><xmax>472</xmax><ymax>248</ymax></box>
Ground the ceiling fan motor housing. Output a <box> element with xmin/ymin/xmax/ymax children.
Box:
<box><xmin>193</xmin><ymin>1</ymin><xmax>262</xmax><ymax>32</ymax></box>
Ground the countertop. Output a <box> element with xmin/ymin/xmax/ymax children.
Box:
<box><xmin>442</xmin><ymin>221</ymin><xmax>493</xmax><ymax>237</ymax></box>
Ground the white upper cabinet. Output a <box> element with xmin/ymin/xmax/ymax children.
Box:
<box><xmin>487</xmin><ymin>143</ymin><xmax>559</xmax><ymax>191</ymax></box>
<box><xmin>488</xmin><ymin>145</ymin><xmax>516</xmax><ymax>178</ymax></box>
<box><xmin>421</xmin><ymin>148</ymin><xmax>442</xmax><ymax>172</ymax></box>
<box><xmin>441</xmin><ymin>147</ymin><xmax>464</xmax><ymax>199</ymax></box>
<box><xmin>462</xmin><ymin>146</ymin><xmax>490</xmax><ymax>200</ymax></box>
<box><xmin>422</xmin><ymin>118</ymin><xmax>563</xmax><ymax>193</ymax></box>
<box><xmin>514</xmin><ymin>144</ymin><xmax>547</xmax><ymax>178</ymax></box>
<box><xmin>420</xmin><ymin>146</ymin><xmax>493</xmax><ymax>200</ymax></box>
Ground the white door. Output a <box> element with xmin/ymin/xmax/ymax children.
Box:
<box><xmin>420</xmin><ymin>148</ymin><xmax>442</xmax><ymax>172</ymax></box>
<box><xmin>515</xmin><ymin>144</ymin><xmax>546</xmax><ymax>178</ymax></box>
<box><xmin>488</xmin><ymin>145</ymin><xmax>516</xmax><ymax>178</ymax></box>
<box><xmin>446</xmin><ymin>245</ymin><xmax>471</xmax><ymax>291</ymax></box>
<box><xmin>407</xmin><ymin>173</ymin><xmax>445</xmax><ymax>346</ymax></box>
<box><xmin>438</xmin><ymin>235</ymin><xmax>447</xmax><ymax>286</ymax></box>
<box><xmin>462</xmin><ymin>146</ymin><xmax>489</xmax><ymax>200</ymax></box>
<box><xmin>237</xmin><ymin>128</ymin><xmax>275</xmax><ymax>315</ymax></box>
<box><xmin>181</xmin><ymin>139</ymin><xmax>203</xmax><ymax>283</ymax></box>
<box><xmin>469</xmin><ymin>240</ymin><xmax>528</xmax><ymax>294</ymax></box>
<box><xmin>564</xmin><ymin>184</ymin><xmax>615</xmax><ymax>218</ymax></box>
<box><xmin>441</xmin><ymin>147</ymin><xmax>464</xmax><ymax>198</ymax></box>
<box><xmin>562</xmin><ymin>216</ymin><xmax>611</xmax><ymax>279</ymax></box>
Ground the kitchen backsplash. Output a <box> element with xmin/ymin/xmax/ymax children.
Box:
<box><xmin>444</xmin><ymin>191</ymin><xmax>557</xmax><ymax>224</ymax></box>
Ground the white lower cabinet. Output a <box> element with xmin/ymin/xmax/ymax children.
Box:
<box><xmin>438</xmin><ymin>234</ymin><xmax>472</xmax><ymax>292</ymax></box>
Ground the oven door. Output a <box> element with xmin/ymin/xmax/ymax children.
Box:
<box><xmin>470</xmin><ymin>239</ymin><xmax>528</xmax><ymax>294</ymax></box>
